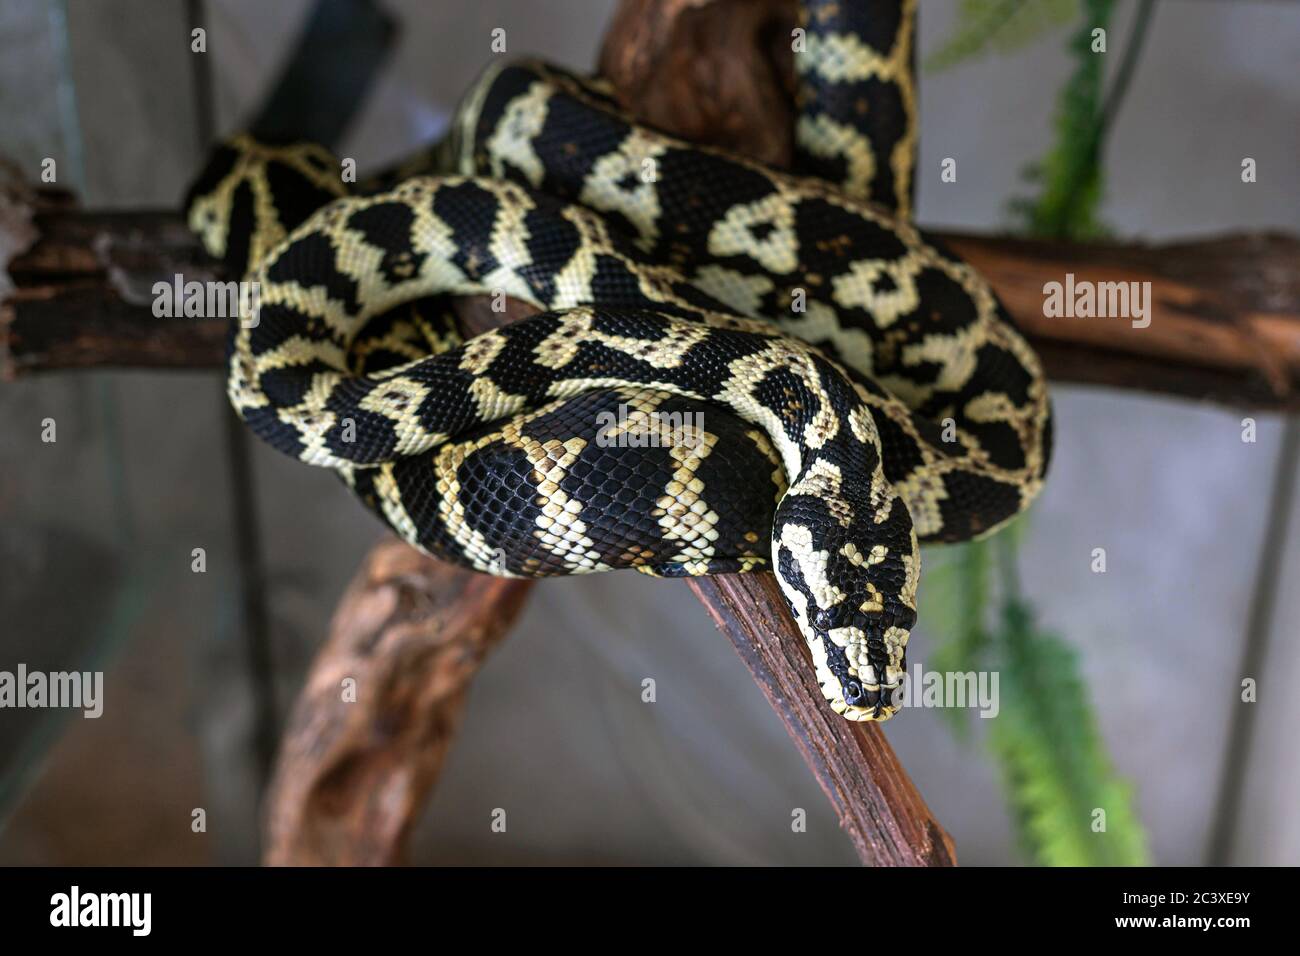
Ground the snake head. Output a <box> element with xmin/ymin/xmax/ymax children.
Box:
<box><xmin>773</xmin><ymin>498</ymin><xmax>920</xmax><ymax>722</ymax></box>
<box><xmin>805</xmin><ymin>603</ymin><xmax>913</xmax><ymax>721</ymax></box>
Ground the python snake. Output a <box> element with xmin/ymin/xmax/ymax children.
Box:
<box><xmin>186</xmin><ymin>0</ymin><xmax>1052</xmax><ymax>722</ymax></box>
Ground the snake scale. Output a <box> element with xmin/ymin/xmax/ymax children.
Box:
<box><xmin>186</xmin><ymin>0</ymin><xmax>1052</xmax><ymax>722</ymax></box>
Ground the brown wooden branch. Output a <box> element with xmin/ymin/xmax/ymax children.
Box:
<box><xmin>688</xmin><ymin>573</ymin><xmax>955</xmax><ymax>865</ymax></box>
<box><xmin>598</xmin><ymin>0</ymin><xmax>798</xmax><ymax>168</ymax></box>
<box><xmin>5</xmin><ymin>205</ymin><xmax>1298</xmax><ymax>410</ymax></box>
<box><xmin>1</xmin><ymin>195</ymin><xmax>227</xmax><ymax>373</ymax></box>
<box><xmin>946</xmin><ymin>231</ymin><xmax>1300</xmax><ymax>410</ymax></box>
<box><xmin>263</xmin><ymin>536</ymin><xmax>533</xmax><ymax>866</ymax></box>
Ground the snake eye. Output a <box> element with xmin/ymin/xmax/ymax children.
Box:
<box><xmin>844</xmin><ymin>680</ymin><xmax>864</xmax><ymax>704</ymax></box>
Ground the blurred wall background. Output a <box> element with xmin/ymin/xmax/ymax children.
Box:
<box><xmin>0</xmin><ymin>0</ymin><xmax>1297</xmax><ymax>865</ymax></box>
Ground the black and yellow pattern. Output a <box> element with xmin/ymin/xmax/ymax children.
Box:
<box><xmin>186</xmin><ymin>1</ymin><xmax>1052</xmax><ymax>722</ymax></box>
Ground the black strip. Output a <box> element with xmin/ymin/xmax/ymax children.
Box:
<box><xmin>248</xmin><ymin>0</ymin><xmax>396</xmax><ymax>149</ymax></box>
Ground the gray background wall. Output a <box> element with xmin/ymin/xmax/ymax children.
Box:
<box><xmin>0</xmin><ymin>0</ymin><xmax>1296</xmax><ymax>865</ymax></box>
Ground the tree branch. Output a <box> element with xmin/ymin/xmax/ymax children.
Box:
<box><xmin>946</xmin><ymin>230</ymin><xmax>1300</xmax><ymax>409</ymax></box>
<box><xmin>688</xmin><ymin>572</ymin><xmax>956</xmax><ymax>866</ymax></box>
<box><xmin>5</xmin><ymin>203</ymin><xmax>1297</xmax><ymax>409</ymax></box>
<box><xmin>263</xmin><ymin>537</ymin><xmax>533</xmax><ymax>866</ymax></box>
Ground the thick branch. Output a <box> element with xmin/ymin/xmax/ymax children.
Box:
<box><xmin>598</xmin><ymin>0</ymin><xmax>797</xmax><ymax>168</ymax></box>
<box><xmin>945</xmin><ymin>230</ymin><xmax>1300</xmax><ymax>410</ymax></box>
<box><xmin>1</xmin><ymin>198</ymin><xmax>226</xmax><ymax>373</ymax></box>
<box><xmin>5</xmin><ymin>205</ymin><xmax>1298</xmax><ymax>409</ymax></box>
<box><xmin>263</xmin><ymin>537</ymin><xmax>533</xmax><ymax>866</ymax></box>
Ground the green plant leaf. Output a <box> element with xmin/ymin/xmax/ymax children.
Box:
<box><xmin>925</xmin><ymin>0</ymin><xmax>1078</xmax><ymax>73</ymax></box>
<box><xmin>1009</xmin><ymin>0</ymin><xmax>1115</xmax><ymax>238</ymax></box>
<box><xmin>986</xmin><ymin>601</ymin><xmax>1150</xmax><ymax>865</ymax></box>
<box><xmin>920</xmin><ymin>0</ymin><xmax>1154</xmax><ymax>865</ymax></box>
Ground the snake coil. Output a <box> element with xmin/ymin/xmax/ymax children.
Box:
<box><xmin>186</xmin><ymin>0</ymin><xmax>1052</xmax><ymax>721</ymax></box>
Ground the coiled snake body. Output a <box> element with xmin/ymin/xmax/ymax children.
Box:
<box><xmin>187</xmin><ymin>0</ymin><xmax>1052</xmax><ymax>721</ymax></box>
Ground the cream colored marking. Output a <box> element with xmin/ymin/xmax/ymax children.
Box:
<box><xmin>777</xmin><ymin>523</ymin><xmax>846</xmax><ymax>613</ymax></box>
<box><xmin>467</xmin><ymin>376</ymin><xmax>528</xmax><ymax>423</ymax></box>
<box><xmin>774</xmin><ymin>300</ymin><xmax>876</xmax><ymax>375</ymax></box>
<box><xmin>371</xmin><ymin>464</ymin><xmax>423</xmax><ymax>550</ymax></box>
<box><xmin>830</xmin><ymin>253</ymin><xmax>924</xmax><ymax>328</ymax></box>
<box><xmin>578</xmin><ymin>129</ymin><xmax>667</xmax><ymax>239</ymax></box>
<box><xmin>795</xmin><ymin>114</ymin><xmax>876</xmax><ymax>199</ymax></box>
<box><xmin>520</xmin><ymin>433</ymin><xmax>608</xmax><ymax>572</ymax></box>
<box><xmin>868</xmin><ymin>469</ymin><xmax>895</xmax><ymax>525</ymax></box>
<box><xmin>716</xmin><ymin>345</ymin><xmax>840</xmax><ymax>457</ymax></box>
<box><xmin>900</xmin><ymin>546</ymin><xmax>920</xmax><ymax>611</ymax></box>
<box><xmin>707</xmin><ymin>194</ymin><xmax>799</xmax><ymax>274</ymax></box>
<box><xmin>483</xmin><ymin>80</ymin><xmax>551</xmax><ymax>186</ymax></box>
<box><xmin>690</xmin><ymin>265</ymin><xmax>773</xmax><ymax>316</ymax></box>
<box><xmin>895</xmin><ymin>469</ymin><xmax>948</xmax><ymax>539</ymax></box>
<box><xmin>655</xmin><ymin>427</ymin><xmax>723</xmax><ymax>562</ymax></box>
<box><xmin>459</xmin><ymin>332</ymin><xmax>507</xmax><ymax>375</ymax></box>
<box><xmin>357</xmin><ymin>376</ymin><xmax>438</xmax><ymax>457</ymax></box>
<box><xmin>786</xmin><ymin>458</ymin><xmax>855</xmax><ymax>528</ymax></box>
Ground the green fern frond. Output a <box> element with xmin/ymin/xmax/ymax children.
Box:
<box><xmin>923</xmin><ymin>530</ymin><xmax>1150</xmax><ymax>862</ymax></box>
<box><xmin>987</xmin><ymin>601</ymin><xmax>1150</xmax><ymax>865</ymax></box>
<box><xmin>925</xmin><ymin>0</ymin><xmax>1078</xmax><ymax>73</ymax></box>
<box><xmin>1009</xmin><ymin>0</ymin><xmax>1115</xmax><ymax>238</ymax></box>
<box><xmin>920</xmin><ymin>0</ymin><xmax>1154</xmax><ymax>865</ymax></box>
